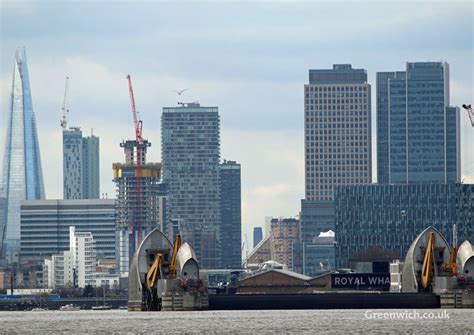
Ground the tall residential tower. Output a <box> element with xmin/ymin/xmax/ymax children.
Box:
<box><xmin>1</xmin><ymin>48</ymin><xmax>45</xmax><ymax>254</ymax></box>
<box><xmin>63</xmin><ymin>127</ymin><xmax>100</xmax><ymax>199</ymax></box>
<box><xmin>161</xmin><ymin>103</ymin><xmax>221</xmax><ymax>268</ymax></box>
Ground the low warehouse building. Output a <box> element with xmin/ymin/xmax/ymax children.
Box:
<box><xmin>236</xmin><ymin>269</ymin><xmax>310</xmax><ymax>294</ymax></box>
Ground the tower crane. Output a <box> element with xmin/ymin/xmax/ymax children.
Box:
<box><xmin>126</xmin><ymin>74</ymin><xmax>144</xmax><ymax>244</ymax></box>
<box><xmin>462</xmin><ymin>104</ymin><xmax>473</xmax><ymax>127</ymax></box>
<box><xmin>60</xmin><ymin>76</ymin><xmax>69</xmax><ymax>130</ymax></box>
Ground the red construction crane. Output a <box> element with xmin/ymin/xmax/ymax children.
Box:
<box><xmin>462</xmin><ymin>104</ymin><xmax>473</xmax><ymax>127</ymax></box>
<box><xmin>126</xmin><ymin>74</ymin><xmax>143</xmax><ymax>244</ymax></box>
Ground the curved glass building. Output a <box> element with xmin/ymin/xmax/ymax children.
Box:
<box><xmin>1</xmin><ymin>47</ymin><xmax>45</xmax><ymax>252</ymax></box>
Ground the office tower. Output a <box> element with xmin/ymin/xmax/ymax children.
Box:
<box><xmin>301</xmin><ymin>64</ymin><xmax>371</xmax><ymax>242</ymax></box>
<box><xmin>161</xmin><ymin>102</ymin><xmax>221</xmax><ymax>268</ymax></box>
<box><xmin>63</xmin><ymin>127</ymin><xmax>100</xmax><ymax>199</ymax></box>
<box><xmin>335</xmin><ymin>184</ymin><xmax>474</xmax><ymax>267</ymax></box>
<box><xmin>113</xmin><ymin>140</ymin><xmax>161</xmax><ymax>274</ymax></box>
<box><xmin>376</xmin><ymin>62</ymin><xmax>459</xmax><ymax>184</ymax></box>
<box><xmin>253</xmin><ymin>227</ymin><xmax>263</xmax><ymax>248</ymax></box>
<box><xmin>376</xmin><ymin>71</ymin><xmax>405</xmax><ymax>184</ymax></box>
<box><xmin>219</xmin><ymin>160</ymin><xmax>241</xmax><ymax>268</ymax></box>
<box><xmin>20</xmin><ymin>199</ymin><xmax>115</xmax><ymax>264</ymax></box>
<box><xmin>1</xmin><ymin>48</ymin><xmax>45</xmax><ymax>253</ymax></box>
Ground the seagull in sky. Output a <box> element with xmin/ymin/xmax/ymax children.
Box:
<box><xmin>173</xmin><ymin>89</ymin><xmax>189</xmax><ymax>95</ymax></box>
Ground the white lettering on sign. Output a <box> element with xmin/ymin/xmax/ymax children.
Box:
<box><xmin>333</xmin><ymin>275</ymin><xmax>390</xmax><ymax>287</ymax></box>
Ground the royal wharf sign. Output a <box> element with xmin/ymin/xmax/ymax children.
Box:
<box><xmin>331</xmin><ymin>273</ymin><xmax>390</xmax><ymax>291</ymax></box>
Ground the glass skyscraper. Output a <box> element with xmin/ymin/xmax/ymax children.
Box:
<box><xmin>161</xmin><ymin>103</ymin><xmax>221</xmax><ymax>268</ymax></box>
<box><xmin>334</xmin><ymin>62</ymin><xmax>465</xmax><ymax>268</ymax></box>
<box><xmin>376</xmin><ymin>62</ymin><xmax>460</xmax><ymax>184</ymax></box>
<box><xmin>219</xmin><ymin>160</ymin><xmax>241</xmax><ymax>269</ymax></box>
<box><xmin>1</xmin><ymin>48</ymin><xmax>45</xmax><ymax>252</ymax></box>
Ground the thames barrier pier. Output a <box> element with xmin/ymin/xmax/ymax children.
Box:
<box><xmin>128</xmin><ymin>229</ymin><xmax>208</xmax><ymax>311</ymax></box>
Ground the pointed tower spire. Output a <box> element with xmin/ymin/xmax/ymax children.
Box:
<box><xmin>1</xmin><ymin>47</ymin><xmax>45</xmax><ymax>254</ymax></box>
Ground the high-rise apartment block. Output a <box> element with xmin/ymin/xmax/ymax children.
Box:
<box><xmin>376</xmin><ymin>62</ymin><xmax>459</xmax><ymax>184</ymax></box>
<box><xmin>1</xmin><ymin>48</ymin><xmax>45</xmax><ymax>254</ymax></box>
<box><xmin>161</xmin><ymin>103</ymin><xmax>221</xmax><ymax>268</ymax></box>
<box><xmin>69</xmin><ymin>226</ymin><xmax>96</xmax><ymax>288</ymax></box>
<box><xmin>113</xmin><ymin>140</ymin><xmax>161</xmax><ymax>274</ymax></box>
<box><xmin>43</xmin><ymin>226</ymin><xmax>97</xmax><ymax>288</ymax></box>
<box><xmin>219</xmin><ymin>160</ymin><xmax>242</xmax><ymax>268</ymax></box>
<box><xmin>301</xmin><ymin>64</ymin><xmax>371</xmax><ymax>242</ymax></box>
<box><xmin>63</xmin><ymin>127</ymin><xmax>100</xmax><ymax>199</ymax></box>
<box><xmin>270</xmin><ymin>217</ymin><xmax>300</xmax><ymax>270</ymax></box>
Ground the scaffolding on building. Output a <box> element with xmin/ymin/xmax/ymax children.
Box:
<box><xmin>113</xmin><ymin>139</ymin><xmax>161</xmax><ymax>274</ymax></box>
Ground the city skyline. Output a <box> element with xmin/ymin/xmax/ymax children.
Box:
<box><xmin>0</xmin><ymin>2</ymin><xmax>473</xmax><ymax>245</ymax></box>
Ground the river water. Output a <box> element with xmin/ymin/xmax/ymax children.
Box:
<box><xmin>0</xmin><ymin>309</ymin><xmax>472</xmax><ymax>334</ymax></box>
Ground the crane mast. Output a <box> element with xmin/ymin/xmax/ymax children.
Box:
<box><xmin>60</xmin><ymin>76</ymin><xmax>69</xmax><ymax>130</ymax></box>
<box><xmin>462</xmin><ymin>104</ymin><xmax>473</xmax><ymax>127</ymax></box>
<box><xmin>126</xmin><ymin>74</ymin><xmax>143</xmax><ymax>244</ymax></box>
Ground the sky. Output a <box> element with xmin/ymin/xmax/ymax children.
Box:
<box><xmin>0</xmin><ymin>1</ymin><xmax>473</xmax><ymax>249</ymax></box>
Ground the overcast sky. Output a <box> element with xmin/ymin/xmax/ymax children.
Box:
<box><xmin>1</xmin><ymin>1</ymin><xmax>473</xmax><ymax>248</ymax></box>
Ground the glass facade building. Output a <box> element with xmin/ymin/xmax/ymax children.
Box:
<box><xmin>1</xmin><ymin>48</ymin><xmax>45</xmax><ymax>251</ymax></box>
<box><xmin>161</xmin><ymin>103</ymin><xmax>221</xmax><ymax>268</ymax></box>
<box><xmin>63</xmin><ymin>127</ymin><xmax>100</xmax><ymax>199</ymax></box>
<box><xmin>335</xmin><ymin>184</ymin><xmax>474</xmax><ymax>267</ymax></box>
<box><xmin>219</xmin><ymin>160</ymin><xmax>241</xmax><ymax>268</ymax></box>
<box><xmin>20</xmin><ymin>199</ymin><xmax>115</xmax><ymax>265</ymax></box>
<box><xmin>253</xmin><ymin>227</ymin><xmax>263</xmax><ymax>248</ymax></box>
<box><xmin>376</xmin><ymin>62</ymin><xmax>460</xmax><ymax>184</ymax></box>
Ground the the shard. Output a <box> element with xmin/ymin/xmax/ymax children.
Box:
<box><xmin>1</xmin><ymin>47</ymin><xmax>45</xmax><ymax>255</ymax></box>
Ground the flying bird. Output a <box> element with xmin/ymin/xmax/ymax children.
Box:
<box><xmin>173</xmin><ymin>89</ymin><xmax>189</xmax><ymax>95</ymax></box>
<box><xmin>462</xmin><ymin>104</ymin><xmax>471</xmax><ymax>110</ymax></box>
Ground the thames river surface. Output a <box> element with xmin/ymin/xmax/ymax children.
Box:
<box><xmin>0</xmin><ymin>309</ymin><xmax>473</xmax><ymax>334</ymax></box>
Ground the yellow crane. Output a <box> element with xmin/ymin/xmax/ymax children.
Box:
<box><xmin>421</xmin><ymin>232</ymin><xmax>436</xmax><ymax>289</ymax></box>
<box><xmin>169</xmin><ymin>235</ymin><xmax>181</xmax><ymax>279</ymax></box>
<box><xmin>146</xmin><ymin>234</ymin><xmax>182</xmax><ymax>289</ymax></box>
<box><xmin>442</xmin><ymin>224</ymin><xmax>458</xmax><ymax>276</ymax></box>
<box><xmin>146</xmin><ymin>253</ymin><xmax>163</xmax><ymax>289</ymax></box>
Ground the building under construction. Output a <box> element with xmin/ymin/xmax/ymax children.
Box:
<box><xmin>113</xmin><ymin>139</ymin><xmax>161</xmax><ymax>275</ymax></box>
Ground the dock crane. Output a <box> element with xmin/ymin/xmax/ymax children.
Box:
<box><xmin>421</xmin><ymin>232</ymin><xmax>436</xmax><ymax>289</ymax></box>
<box><xmin>60</xmin><ymin>76</ymin><xmax>69</xmax><ymax>129</ymax></box>
<box><xmin>462</xmin><ymin>104</ymin><xmax>473</xmax><ymax>127</ymax></box>
<box><xmin>146</xmin><ymin>235</ymin><xmax>182</xmax><ymax>289</ymax></box>
<box><xmin>126</xmin><ymin>75</ymin><xmax>144</xmax><ymax>244</ymax></box>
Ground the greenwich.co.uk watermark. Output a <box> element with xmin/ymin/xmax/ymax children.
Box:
<box><xmin>364</xmin><ymin>310</ymin><xmax>450</xmax><ymax>320</ymax></box>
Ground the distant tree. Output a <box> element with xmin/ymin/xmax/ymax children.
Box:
<box><xmin>82</xmin><ymin>284</ymin><xmax>94</xmax><ymax>297</ymax></box>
